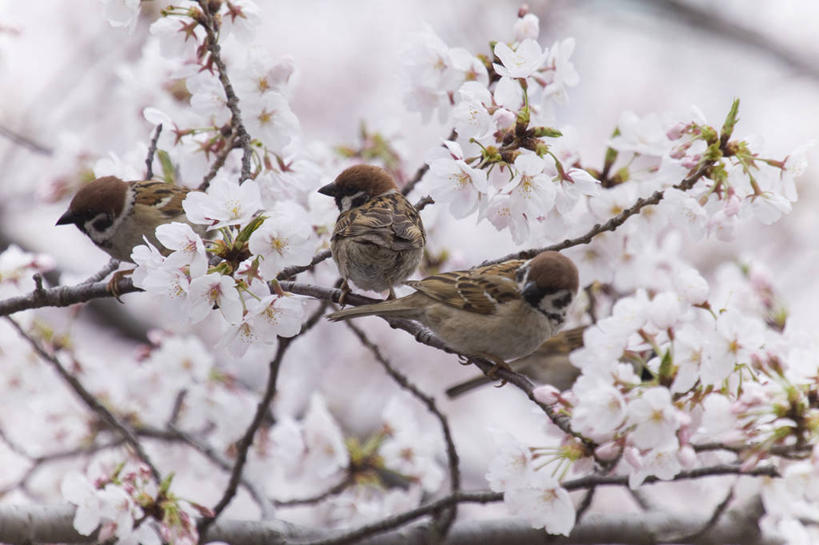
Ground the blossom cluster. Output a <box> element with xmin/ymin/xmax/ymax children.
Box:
<box><xmin>62</xmin><ymin>459</ymin><xmax>210</xmax><ymax>545</ymax></box>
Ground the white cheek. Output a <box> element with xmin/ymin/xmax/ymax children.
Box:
<box><xmin>340</xmin><ymin>196</ymin><xmax>353</xmax><ymax>212</ymax></box>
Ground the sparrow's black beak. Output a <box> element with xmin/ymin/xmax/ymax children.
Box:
<box><xmin>318</xmin><ymin>182</ymin><xmax>337</xmax><ymax>197</ymax></box>
<box><xmin>521</xmin><ymin>280</ymin><xmax>545</xmax><ymax>309</ymax></box>
<box><xmin>56</xmin><ymin>210</ymin><xmax>80</xmax><ymax>226</ymax></box>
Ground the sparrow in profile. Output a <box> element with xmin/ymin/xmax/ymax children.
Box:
<box><xmin>327</xmin><ymin>251</ymin><xmax>579</xmax><ymax>375</ymax></box>
<box><xmin>56</xmin><ymin>176</ymin><xmax>204</xmax><ymax>262</ymax></box>
<box><xmin>318</xmin><ymin>165</ymin><xmax>425</xmax><ymax>302</ymax></box>
<box><xmin>444</xmin><ymin>325</ymin><xmax>585</xmax><ymax>398</ymax></box>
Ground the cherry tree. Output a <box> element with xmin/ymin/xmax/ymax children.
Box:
<box><xmin>0</xmin><ymin>1</ymin><xmax>817</xmax><ymax>544</ymax></box>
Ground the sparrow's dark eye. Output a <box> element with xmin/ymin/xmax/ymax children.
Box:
<box><xmin>515</xmin><ymin>267</ymin><xmax>527</xmax><ymax>283</ymax></box>
<box><xmin>91</xmin><ymin>213</ymin><xmax>113</xmax><ymax>232</ymax></box>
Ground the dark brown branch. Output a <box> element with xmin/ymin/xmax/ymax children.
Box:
<box><xmin>484</xmin><ymin>160</ymin><xmax>714</xmax><ymax>265</ymax></box>
<box><xmin>0</xmin><ymin>276</ymin><xmax>139</xmax><ymax>317</ymax></box>
<box><xmin>144</xmin><ymin>124</ymin><xmax>163</xmax><ymax>180</ymax></box>
<box><xmin>4</xmin><ymin>316</ymin><xmax>160</xmax><ymax>481</ymax></box>
<box><xmin>199</xmin><ymin>135</ymin><xmax>237</xmax><ymax>191</ymax></box>
<box><xmin>274</xmin><ymin>475</ymin><xmax>355</xmax><ymax>508</ymax></box>
<box><xmin>80</xmin><ymin>259</ymin><xmax>121</xmax><ymax>285</ymax></box>
<box><xmin>277</xmin><ymin>250</ymin><xmax>333</xmax><ymax>280</ymax></box>
<box><xmin>197</xmin><ymin>1</ymin><xmax>252</xmax><ymax>183</ymax></box>
<box><xmin>344</xmin><ymin>320</ymin><xmax>461</xmax><ymax>539</ymax></box>
<box><xmin>665</xmin><ymin>486</ymin><xmax>735</xmax><ymax>544</ymax></box>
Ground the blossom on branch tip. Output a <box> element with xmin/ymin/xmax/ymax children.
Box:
<box><xmin>248</xmin><ymin>202</ymin><xmax>316</xmax><ymax>278</ymax></box>
<box><xmin>183</xmin><ymin>175</ymin><xmax>262</xmax><ymax>228</ymax></box>
<box><xmin>493</xmin><ymin>39</ymin><xmax>547</xmax><ymax>80</ymax></box>
<box><xmin>187</xmin><ymin>273</ymin><xmax>243</xmax><ymax>324</ymax></box>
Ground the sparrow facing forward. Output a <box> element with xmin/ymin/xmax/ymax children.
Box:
<box><xmin>56</xmin><ymin>176</ymin><xmax>204</xmax><ymax>262</ymax></box>
<box><xmin>319</xmin><ymin>165</ymin><xmax>426</xmax><ymax>300</ymax></box>
<box><xmin>444</xmin><ymin>325</ymin><xmax>585</xmax><ymax>398</ymax></box>
<box><xmin>327</xmin><ymin>251</ymin><xmax>579</xmax><ymax>372</ymax></box>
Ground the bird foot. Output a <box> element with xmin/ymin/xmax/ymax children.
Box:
<box><xmin>386</xmin><ymin>287</ymin><xmax>396</xmax><ymax>300</ymax></box>
<box><xmin>106</xmin><ymin>268</ymin><xmax>134</xmax><ymax>303</ymax></box>
<box><xmin>338</xmin><ymin>280</ymin><xmax>351</xmax><ymax>307</ymax></box>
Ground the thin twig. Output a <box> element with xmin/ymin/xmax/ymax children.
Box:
<box><xmin>401</xmin><ymin>129</ymin><xmax>456</xmax><ymax>197</ymax></box>
<box><xmin>277</xmin><ymin>250</ymin><xmax>333</xmax><ymax>280</ymax></box>
<box><xmin>344</xmin><ymin>320</ymin><xmax>461</xmax><ymax>539</ymax></box>
<box><xmin>80</xmin><ymin>259</ymin><xmax>121</xmax><ymax>285</ymax></box>
<box><xmin>575</xmin><ymin>487</ymin><xmax>596</xmax><ymax>524</ymax></box>
<box><xmin>484</xmin><ymin>160</ymin><xmax>714</xmax><ymax>265</ymax></box>
<box><xmin>144</xmin><ymin>124</ymin><xmax>163</xmax><ymax>181</ymax></box>
<box><xmin>664</xmin><ymin>486</ymin><xmax>735</xmax><ymax>543</ymax></box>
<box><xmin>197</xmin><ymin>1</ymin><xmax>252</xmax><ymax>183</ymax></box>
<box><xmin>274</xmin><ymin>475</ymin><xmax>355</xmax><ymax>508</ymax></box>
<box><xmin>0</xmin><ymin>125</ymin><xmax>52</xmax><ymax>155</ymax></box>
<box><xmin>413</xmin><ymin>195</ymin><xmax>434</xmax><ymax>212</ymax></box>
<box><xmin>199</xmin><ymin>302</ymin><xmax>328</xmax><ymax>532</ymax></box>
<box><xmin>199</xmin><ymin>136</ymin><xmax>237</xmax><ymax>191</ymax></box>
<box><xmin>4</xmin><ymin>316</ymin><xmax>160</xmax><ymax>481</ymax></box>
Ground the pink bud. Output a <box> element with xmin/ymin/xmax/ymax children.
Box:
<box><xmin>677</xmin><ymin>445</ymin><xmax>697</xmax><ymax>468</ymax></box>
<box><xmin>534</xmin><ymin>384</ymin><xmax>561</xmax><ymax>405</ymax></box>
<box><xmin>624</xmin><ymin>446</ymin><xmax>643</xmax><ymax>469</ymax></box>
<box><xmin>493</xmin><ymin>108</ymin><xmax>517</xmax><ymax>130</ymax></box>
<box><xmin>595</xmin><ymin>441</ymin><xmax>621</xmax><ymax>461</ymax></box>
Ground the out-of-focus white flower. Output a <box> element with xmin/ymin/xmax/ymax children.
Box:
<box><xmin>235</xmin><ymin>50</ymin><xmax>295</xmax><ymax>100</ymax></box>
<box><xmin>485</xmin><ymin>429</ymin><xmax>532</xmax><ymax>493</ymax></box>
<box><xmin>571</xmin><ymin>375</ymin><xmax>627</xmax><ymax>439</ymax></box>
<box><xmin>146</xmin><ymin>335</ymin><xmax>214</xmax><ymax>385</ymax></box>
<box><xmin>493</xmin><ymin>39</ymin><xmax>546</xmax><ymax>79</ymax></box>
<box><xmin>62</xmin><ymin>472</ymin><xmax>103</xmax><ymax>536</ymax></box>
<box><xmin>183</xmin><ymin>175</ymin><xmax>262</xmax><ymax>228</ymax></box>
<box><xmin>149</xmin><ymin>6</ymin><xmax>203</xmax><ymax>59</ymax></box>
<box><xmin>493</xmin><ymin>75</ymin><xmax>524</xmax><ymax>110</ymax></box>
<box><xmin>627</xmin><ymin>446</ymin><xmax>682</xmax><ymax>489</ymax></box>
<box><xmin>514</xmin><ymin>13</ymin><xmax>540</xmax><ymax>42</ymax></box>
<box><xmin>219</xmin><ymin>0</ymin><xmax>261</xmax><ymax>42</ymax></box>
<box><xmin>303</xmin><ymin>394</ymin><xmax>349</xmax><ymax>478</ymax></box>
<box><xmin>504</xmin><ymin>472</ymin><xmax>576</xmax><ymax>536</ymax></box>
<box><xmin>380</xmin><ymin>397</ymin><xmax>444</xmax><ymax>493</ymax></box>
<box><xmin>541</xmin><ymin>38</ymin><xmax>579</xmax><ymax>103</ymax></box>
<box><xmin>100</xmin><ymin>0</ymin><xmax>140</xmax><ymax>28</ymax></box>
<box><xmin>187</xmin><ymin>273</ymin><xmax>243</xmax><ymax>324</ymax></box>
<box><xmin>609</xmin><ymin>111</ymin><xmax>672</xmax><ymax>156</ymax></box>
<box><xmin>248</xmin><ymin>202</ymin><xmax>316</xmax><ymax>278</ymax></box>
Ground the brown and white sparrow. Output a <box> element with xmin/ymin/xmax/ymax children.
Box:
<box><xmin>318</xmin><ymin>165</ymin><xmax>426</xmax><ymax>300</ymax></box>
<box><xmin>444</xmin><ymin>325</ymin><xmax>585</xmax><ymax>398</ymax></box>
<box><xmin>56</xmin><ymin>176</ymin><xmax>204</xmax><ymax>262</ymax></box>
<box><xmin>327</xmin><ymin>251</ymin><xmax>579</xmax><ymax>373</ymax></box>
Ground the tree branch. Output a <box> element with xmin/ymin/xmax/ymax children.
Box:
<box><xmin>0</xmin><ymin>276</ymin><xmax>139</xmax><ymax>317</ymax></box>
<box><xmin>4</xmin><ymin>316</ymin><xmax>160</xmax><ymax>481</ymax></box>
<box><xmin>344</xmin><ymin>320</ymin><xmax>461</xmax><ymax>539</ymax></box>
<box><xmin>144</xmin><ymin>123</ymin><xmax>163</xmax><ymax>180</ymax></box>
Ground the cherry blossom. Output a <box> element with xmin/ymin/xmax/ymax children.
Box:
<box><xmin>248</xmin><ymin>202</ymin><xmax>316</xmax><ymax>278</ymax></box>
<box><xmin>183</xmin><ymin>175</ymin><xmax>263</xmax><ymax>228</ymax></box>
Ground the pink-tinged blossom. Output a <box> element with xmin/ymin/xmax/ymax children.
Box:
<box><xmin>514</xmin><ymin>13</ymin><xmax>540</xmax><ymax>41</ymax></box>
<box><xmin>541</xmin><ymin>38</ymin><xmax>580</xmax><ymax>102</ymax></box>
<box><xmin>248</xmin><ymin>202</ymin><xmax>316</xmax><ymax>278</ymax></box>
<box><xmin>672</xmin><ymin>266</ymin><xmax>709</xmax><ymax>304</ymax></box>
<box><xmin>226</xmin><ymin>293</ymin><xmax>305</xmax><ymax>356</ymax></box>
<box><xmin>627</xmin><ymin>446</ymin><xmax>682</xmax><ymax>489</ymax></box>
<box><xmin>504</xmin><ymin>472</ymin><xmax>576</xmax><ymax>536</ymax></box>
<box><xmin>302</xmin><ymin>394</ymin><xmax>349</xmax><ymax>478</ymax></box>
<box><xmin>243</xmin><ymin>91</ymin><xmax>300</xmax><ymax>153</ymax></box>
<box><xmin>571</xmin><ymin>375</ymin><xmax>627</xmax><ymax>440</ymax></box>
<box><xmin>235</xmin><ymin>50</ymin><xmax>295</xmax><ymax>100</ymax></box>
<box><xmin>401</xmin><ymin>25</ymin><xmax>456</xmax><ymax>123</ymax></box>
<box><xmin>648</xmin><ymin>291</ymin><xmax>683</xmax><ymax>330</ymax></box>
<box><xmin>62</xmin><ymin>472</ymin><xmax>104</xmax><ymax>535</ymax></box>
<box><xmin>702</xmin><ymin>309</ymin><xmax>765</xmax><ymax>386</ymax></box>
<box><xmin>131</xmin><ymin>241</ymin><xmax>192</xmax><ymax>304</ymax></box>
<box><xmin>183</xmin><ymin>175</ymin><xmax>262</xmax><ymax>228</ymax></box>
<box><xmin>425</xmin><ymin>150</ymin><xmax>489</xmax><ymax>218</ymax></box>
<box><xmin>155</xmin><ymin>223</ymin><xmax>208</xmax><ymax>278</ymax></box>
<box><xmin>187</xmin><ymin>273</ymin><xmax>243</xmax><ymax>324</ymax></box>
<box><xmin>485</xmin><ymin>430</ymin><xmax>532</xmax><ymax>492</ymax></box>
<box><xmin>146</xmin><ymin>335</ymin><xmax>214</xmax><ymax>386</ymax></box>
<box><xmin>627</xmin><ymin>387</ymin><xmax>681</xmax><ymax>450</ymax></box>
<box><xmin>448</xmin><ymin>47</ymin><xmax>489</xmax><ymax>87</ymax></box>
<box><xmin>493</xmin><ymin>39</ymin><xmax>547</xmax><ymax>79</ymax></box>
<box><xmin>218</xmin><ymin>0</ymin><xmax>261</xmax><ymax>42</ymax></box>
<box><xmin>554</xmin><ymin>167</ymin><xmax>599</xmax><ymax>215</ymax></box>
<box><xmin>380</xmin><ymin>397</ymin><xmax>444</xmax><ymax>493</ymax></box>
<box><xmin>493</xmin><ymin>76</ymin><xmax>524</xmax><ymax>110</ymax></box>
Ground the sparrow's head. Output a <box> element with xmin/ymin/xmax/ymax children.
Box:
<box><xmin>318</xmin><ymin>165</ymin><xmax>398</xmax><ymax>212</ymax></box>
<box><xmin>517</xmin><ymin>251</ymin><xmax>579</xmax><ymax>323</ymax></box>
<box><xmin>56</xmin><ymin>176</ymin><xmax>132</xmax><ymax>244</ymax></box>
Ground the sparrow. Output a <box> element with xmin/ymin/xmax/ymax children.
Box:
<box><xmin>444</xmin><ymin>325</ymin><xmax>585</xmax><ymax>398</ymax></box>
<box><xmin>56</xmin><ymin>176</ymin><xmax>204</xmax><ymax>262</ymax></box>
<box><xmin>327</xmin><ymin>251</ymin><xmax>579</xmax><ymax>375</ymax></box>
<box><xmin>318</xmin><ymin>165</ymin><xmax>426</xmax><ymax>302</ymax></box>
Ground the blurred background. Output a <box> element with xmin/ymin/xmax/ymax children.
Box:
<box><xmin>1</xmin><ymin>0</ymin><xmax>818</xmax><ymax>520</ymax></box>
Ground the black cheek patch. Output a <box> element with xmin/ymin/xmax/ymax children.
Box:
<box><xmin>92</xmin><ymin>215</ymin><xmax>113</xmax><ymax>232</ymax></box>
<box><xmin>350</xmin><ymin>193</ymin><xmax>370</xmax><ymax>208</ymax></box>
<box><xmin>552</xmin><ymin>292</ymin><xmax>573</xmax><ymax>309</ymax></box>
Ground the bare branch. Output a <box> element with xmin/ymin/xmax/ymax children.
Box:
<box><xmin>277</xmin><ymin>249</ymin><xmax>333</xmax><ymax>280</ymax></box>
<box><xmin>144</xmin><ymin>124</ymin><xmax>163</xmax><ymax>181</ymax></box>
<box><xmin>80</xmin><ymin>259</ymin><xmax>121</xmax><ymax>285</ymax></box>
<box><xmin>484</xmin><ymin>160</ymin><xmax>714</xmax><ymax>265</ymax></box>
<box><xmin>0</xmin><ymin>125</ymin><xmax>52</xmax><ymax>155</ymax></box>
<box><xmin>274</xmin><ymin>475</ymin><xmax>354</xmax><ymax>508</ymax></box>
<box><xmin>665</xmin><ymin>486</ymin><xmax>735</xmax><ymax>544</ymax></box>
<box><xmin>199</xmin><ymin>135</ymin><xmax>237</xmax><ymax>191</ymax></box>
<box><xmin>0</xmin><ymin>276</ymin><xmax>138</xmax><ymax>317</ymax></box>
<box><xmin>344</xmin><ymin>320</ymin><xmax>461</xmax><ymax>539</ymax></box>
<box><xmin>4</xmin><ymin>316</ymin><xmax>160</xmax><ymax>481</ymax></box>
<box><xmin>197</xmin><ymin>1</ymin><xmax>253</xmax><ymax>184</ymax></box>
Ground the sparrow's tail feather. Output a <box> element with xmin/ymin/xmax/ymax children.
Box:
<box><xmin>444</xmin><ymin>375</ymin><xmax>494</xmax><ymax>398</ymax></box>
<box><xmin>326</xmin><ymin>298</ymin><xmax>420</xmax><ymax>322</ymax></box>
